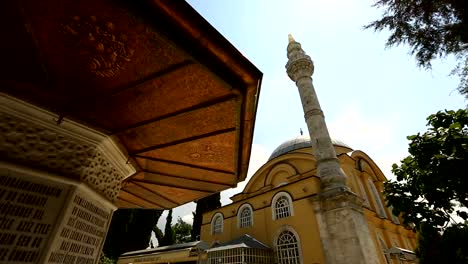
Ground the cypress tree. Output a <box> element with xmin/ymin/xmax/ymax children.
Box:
<box><xmin>191</xmin><ymin>193</ymin><xmax>221</xmax><ymax>241</ymax></box>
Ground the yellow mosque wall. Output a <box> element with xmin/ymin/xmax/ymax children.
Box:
<box><xmin>201</xmin><ymin>143</ymin><xmax>417</xmax><ymax>264</ymax></box>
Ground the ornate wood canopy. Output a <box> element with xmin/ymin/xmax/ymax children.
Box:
<box><xmin>0</xmin><ymin>0</ymin><xmax>262</xmax><ymax>208</ymax></box>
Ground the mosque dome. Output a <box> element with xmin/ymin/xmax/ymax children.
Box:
<box><xmin>268</xmin><ymin>135</ymin><xmax>352</xmax><ymax>161</ymax></box>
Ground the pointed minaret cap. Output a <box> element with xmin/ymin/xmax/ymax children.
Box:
<box><xmin>286</xmin><ymin>33</ymin><xmax>304</xmax><ymax>60</ymax></box>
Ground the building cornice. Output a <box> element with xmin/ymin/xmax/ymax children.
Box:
<box><xmin>0</xmin><ymin>93</ymin><xmax>137</xmax><ymax>200</ymax></box>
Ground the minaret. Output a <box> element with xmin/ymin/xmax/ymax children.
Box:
<box><xmin>285</xmin><ymin>34</ymin><xmax>347</xmax><ymax>193</ymax></box>
<box><xmin>286</xmin><ymin>35</ymin><xmax>380</xmax><ymax>264</ymax></box>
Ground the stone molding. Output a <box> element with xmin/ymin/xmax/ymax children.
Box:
<box><xmin>319</xmin><ymin>189</ymin><xmax>365</xmax><ymax>212</ymax></box>
<box><xmin>286</xmin><ymin>57</ymin><xmax>314</xmax><ymax>81</ymax></box>
<box><xmin>0</xmin><ymin>93</ymin><xmax>136</xmax><ymax>201</ymax></box>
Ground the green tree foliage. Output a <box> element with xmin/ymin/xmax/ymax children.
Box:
<box><xmin>153</xmin><ymin>225</ymin><xmax>164</xmax><ymax>247</ymax></box>
<box><xmin>191</xmin><ymin>193</ymin><xmax>221</xmax><ymax>241</ymax></box>
<box><xmin>365</xmin><ymin>0</ymin><xmax>468</xmax><ymax>96</ymax></box>
<box><xmin>102</xmin><ymin>209</ymin><xmax>162</xmax><ymax>260</ymax></box>
<box><xmin>416</xmin><ymin>223</ymin><xmax>468</xmax><ymax>264</ymax></box>
<box><xmin>173</xmin><ymin>217</ymin><xmax>193</xmax><ymax>244</ymax></box>
<box><xmin>385</xmin><ymin>109</ymin><xmax>468</xmax><ymax>263</ymax></box>
<box><xmin>159</xmin><ymin>209</ymin><xmax>175</xmax><ymax>246</ymax></box>
<box><xmin>153</xmin><ymin>213</ymin><xmax>193</xmax><ymax>246</ymax></box>
<box><xmin>98</xmin><ymin>254</ymin><xmax>116</xmax><ymax>264</ymax></box>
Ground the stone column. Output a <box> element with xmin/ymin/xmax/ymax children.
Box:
<box><xmin>0</xmin><ymin>95</ymin><xmax>136</xmax><ymax>264</ymax></box>
<box><xmin>285</xmin><ymin>34</ymin><xmax>347</xmax><ymax>193</ymax></box>
<box><xmin>285</xmin><ymin>35</ymin><xmax>380</xmax><ymax>264</ymax></box>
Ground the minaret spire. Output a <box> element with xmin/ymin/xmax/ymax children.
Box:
<box><xmin>285</xmin><ymin>36</ymin><xmax>380</xmax><ymax>264</ymax></box>
<box><xmin>285</xmin><ymin>35</ymin><xmax>347</xmax><ymax>193</ymax></box>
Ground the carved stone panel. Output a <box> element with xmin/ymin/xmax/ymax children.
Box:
<box><xmin>0</xmin><ymin>111</ymin><xmax>124</xmax><ymax>201</ymax></box>
<box><xmin>44</xmin><ymin>188</ymin><xmax>113</xmax><ymax>264</ymax></box>
<box><xmin>0</xmin><ymin>167</ymin><xmax>72</xmax><ymax>264</ymax></box>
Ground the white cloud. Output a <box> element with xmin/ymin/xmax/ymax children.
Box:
<box><xmin>327</xmin><ymin>104</ymin><xmax>405</xmax><ymax>179</ymax></box>
<box><xmin>182</xmin><ymin>214</ymin><xmax>194</xmax><ymax>225</ymax></box>
<box><xmin>328</xmin><ymin>105</ymin><xmax>399</xmax><ymax>151</ymax></box>
<box><xmin>220</xmin><ymin>143</ymin><xmax>271</xmax><ymax>205</ymax></box>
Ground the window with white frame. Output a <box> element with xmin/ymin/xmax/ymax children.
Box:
<box><xmin>211</xmin><ymin>213</ymin><xmax>223</xmax><ymax>234</ymax></box>
<box><xmin>272</xmin><ymin>192</ymin><xmax>293</xmax><ymax>220</ymax></box>
<box><xmin>238</xmin><ymin>204</ymin><xmax>253</xmax><ymax>228</ymax></box>
<box><xmin>276</xmin><ymin>230</ymin><xmax>301</xmax><ymax>264</ymax></box>
<box><xmin>367</xmin><ymin>178</ymin><xmax>387</xmax><ymax>218</ymax></box>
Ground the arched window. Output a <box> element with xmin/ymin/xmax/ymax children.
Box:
<box><xmin>238</xmin><ymin>204</ymin><xmax>253</xmax><ymax>228</ymax></box>
<box><xmin>357</xmin><ymin>177</ymin><xmax>371</xmax><ymax>207</ymax></box>
<box><xmin>276</xmin><ymin>230</ymin><xmax>301</xmax><ymax>264</ymax></box>
<box><xmin>389</xmin><ymin>206</ymin><xmax>400</xmax><ymax>224</ymax></box>
<box><xmin>403</xmin><ymin>237</ymin><xmax>413</xmax><ymax>250</ymax></box>
<box><xmin>378</xmin><ymin>236</ymin><xmax>390</xmax><ymax>264</ymax></box>
<box><xmin>272</xmin><ymin>192</ymin><xmax>294</xmax><ymax>220</ymax></box>
<box><xmin>367</xmin><ymin>178</ymin><xmax>387</xmax><ymax>218</ymax></box>
<box><xmin>211</xmin><ymin>213</ymin><xmax>223</xmax><ymax>234</ymax></box>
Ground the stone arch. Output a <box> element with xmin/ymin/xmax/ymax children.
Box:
<box><xmin>241</xmin><ymin>153</ymin><xmax>315</xmax><ymax>195</ymax></box>
<box><xmin>350</xmin><ymin>150</ymin><xmax>387</xmax><ymax>182</ymax></box>
<box><xmin>265</xmin><ymin>163</ymin><xmax>297</xmax><ymax>187</ymax></box>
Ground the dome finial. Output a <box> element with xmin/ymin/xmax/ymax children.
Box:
<box><xmin>288</xmin><ymin>34</ymin><xmax>295</xmax><ymax>43</ymax></box>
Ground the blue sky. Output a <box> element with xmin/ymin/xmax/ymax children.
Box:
<box><xmin>155</xmin><ymin>0</ymin><xmax>466</xmax><ymax>231</ymax></box>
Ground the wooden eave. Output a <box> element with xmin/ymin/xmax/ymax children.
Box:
<box><xmin>0</xmin><ymin>0</ymin><xmax>262</xmax><ymax>208</ymax></box>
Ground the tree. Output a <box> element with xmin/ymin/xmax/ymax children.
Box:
<box><xmin>365</xmin><ymin>0</ymin><xmax>468</xmax><ymax>96</ymax></box>
<box><xmin>98</xmin><ymin>254</ymin><xmax>116</xmax><ymax>264</ymax></box>
<box><xmin>385</xmin><ymin>109</ymin><xmax>468</xmax><ymax>263</ymax></box>
<box><xmin>159</xmin><ymin>209</ymin><xmax>175</xmax><ymax>246</ymax></box>
<box><xmin>102</xmin><ymin>209</ymin><xmax>162</xmax><ymax>260</ymax></box>
<box><xmin>153</xmin><ymin>225</ymin><xmax>164</xmax><ymax>247</ymax></box>
<box><xmin>415</xmin><ymin>223</ymin><xmax>468</xmax><ymax>264</ymax></box>
<box><xmin>173</xmin><ymin>217</ymin><xmax>193</xmax><ymax>244</ymax></box>
<box><xmin>191</xmin><ymin>193</ymin><xmax>221</xmax><ymax>241</ymax></box>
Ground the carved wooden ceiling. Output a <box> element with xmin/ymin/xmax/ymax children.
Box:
<box><xmin>0</xmin><ymin>0</ymin><xmax>262</xmax><ymax>208</ymax></box>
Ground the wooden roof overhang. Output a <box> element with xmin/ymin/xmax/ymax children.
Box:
<box><xmin>0</xmin><ymin>0</ymin><xmax>262</xmax><ymax>208</ymax></box>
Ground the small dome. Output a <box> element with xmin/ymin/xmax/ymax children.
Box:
<box><xmin>268</xmin><ymin>135</ymin><xmax>351</xmax><ymax>161</ymax></box>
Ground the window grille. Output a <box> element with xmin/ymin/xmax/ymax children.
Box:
<box><xmin>275</xmin><ymin>196</ymin><xmax>291</xmax><ymax>219</ymax></box>
<box><xmin>239</xmin><ymin>207</ymin><xmax>252</xmax><ymax>228</ymax></box>
<box><xmin>206</xmin><ymin>247</ymin><xmax>274</xmax><ymax>264</ymax></box>
<box><xmin>276</xmin><ymin>230</ymin><xmax>301</xmax><ymax>264</ymax></box>
<box><xmin>212</xmin><ymin>215</ymin><xmax>223</xmax><ymax>234</ymax></box>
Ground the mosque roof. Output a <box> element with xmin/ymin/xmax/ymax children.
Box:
<box><xmin>268</xmin><ymin>135</ymin><xmax>352</xmax><ymax>161</ymax></box>
<box><xmin>120</xmin><ymin>241</ymin><xmax>209</xmax><ymax>257</ymax></box>
<box><xmin>207</xmin><ymin>234</ymin><xmax>270</xmax><ymax>252</ymax></box>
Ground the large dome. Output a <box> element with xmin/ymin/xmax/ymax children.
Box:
<box><xmin>268</xmin><ymin>135</ymin><xmax>352</xmax><ymax>161</ymax></box>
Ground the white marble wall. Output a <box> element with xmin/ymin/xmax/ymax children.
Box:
<box><xmin>0</xmin><ymin>162</ymin><xmax>116</xmax><ymax>264</ymax></box>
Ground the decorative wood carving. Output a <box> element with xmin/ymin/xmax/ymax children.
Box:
<box><xmin>61</xmin><ymin>15</ymin><xmax>134</xmax><ymax>78</ymax></box>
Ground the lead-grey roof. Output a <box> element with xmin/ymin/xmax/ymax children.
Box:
<box><xmin>120</xmin><ymin>240</ymin><xmax>209</xmax><ymax>257</ymax></box>
<box><xmin>268</xmin><ymin>135</ymin><xmax>351</xmax><ymax>161</ymax></box>
<box><xmin>208</xmin><ymin>234</ymin><xmax>270</xmax><ymax>252</ymax></box>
